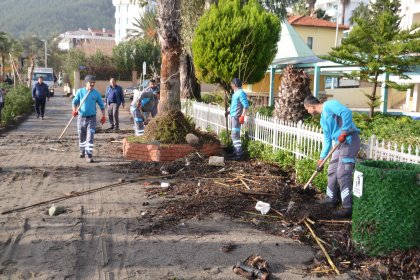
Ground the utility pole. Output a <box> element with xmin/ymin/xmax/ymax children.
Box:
<box><xmin>41</xmin><ymin>39</ymin><xmax>47</xmax><ymax>67</ymax></box>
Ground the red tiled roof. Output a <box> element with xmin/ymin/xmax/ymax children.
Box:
<box><xmin>288</xmin><ymin>15</ymin><xmax>349</xmax><ymax>30</ymax></box>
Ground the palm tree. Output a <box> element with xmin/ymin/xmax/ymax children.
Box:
<box><xmin>0</xmin><ymin>32</ymin><xmax>13</xmax><ymax>77</ymax></box>
<box><xmin>20</xmin><ymin>36</ymin><xmax>44</xmax><ymax>87</ymax></box>
<box><xmin>127</xmin><ymin>7</ymin><xmax>159</xmax><ymax>44</ymax></box>
<box><xmin>157</xmin><ymin>0</ymin><xmax>182</xmax><ymax>112</ymax></box>
<box><xmin>274</xmin><ymin>65</ymin><xmax>311</xmax><ymax>122</ymax></box>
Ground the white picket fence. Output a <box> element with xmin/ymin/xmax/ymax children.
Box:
<box><xmin>182</xmin><ymin>100</ymin><xmax>420</xmax><ymax>164</ymax></box>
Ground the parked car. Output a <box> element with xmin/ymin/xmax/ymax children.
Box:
<box><xmin>124</xmin><ymin>79</ymin><xmax>152</xmax><ymax>100</ymax></box>
<box><xmin>124</xmin><ymin>87</ymin><xmax>136</xmax><ymax>98</ymax></box>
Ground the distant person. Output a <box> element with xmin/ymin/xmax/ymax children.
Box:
<box><xmin>32</xmin><ymin>76</ymin><xmax>50</xmax><ymax>120</ymax></box>
<box><xmin>71</xmin><ymin>75</ymin><xmax>106</xmax><ymax>163</ymax></box>
<box><xmin>0</xmin><ymin>87</ymin><xmax>5</xmax><ymax>122</ymax></box>
<box><xmin>105</xmin><ymin>78</ymin><xmax>125</xmax><ymax>131</ymax></box>
<box><xmin>58</xmin><ymin>73</ymin><xmax>63</xmax><ymax>87</ymax></box>
<box><xmin>4</xmin><ymin>75</ymin><xmax>13</xmax><ymax>85</ymax></box>
<box><xmin>303</xmin><ymin>95</ymin><xmax>360</xmax><ymax>219</ymax></box>
<box><xmin>225</xmin><ymin>78</ymin><xmax>249</xmax><ymax>161</ymax></box>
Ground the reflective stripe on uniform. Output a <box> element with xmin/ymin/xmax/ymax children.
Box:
<box><xmin>341</xmin><ymin>188</ymin><xmax>350</xmax><ymax>199</ymax></box>
<box><xmin>327</xmin><ymin>188</ymin><xmax>334</xmax><ymax>198</ymax></box>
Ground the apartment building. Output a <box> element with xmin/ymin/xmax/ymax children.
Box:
<box><xmin>112</xmin><ymin>0</ymin><xmax>155</xmax><ymax>44</ymax></box>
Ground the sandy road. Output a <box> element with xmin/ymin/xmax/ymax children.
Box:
<box><xmin>0</xmin><ymin>92</ymin><xmax>348</xmax><ymax>279</ymax></box>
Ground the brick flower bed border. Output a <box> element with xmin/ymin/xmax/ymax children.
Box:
<box><xmin>122</xmin><ymin>138</ymin><xmax>221</xmax><ymax>162</ymax></box>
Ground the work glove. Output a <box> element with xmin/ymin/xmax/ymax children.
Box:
<box><xmin>72</xmin><ymin>110</ymin><xmax>78</xmax><ymax>117</ymax></box>
<box><xmin>338</xmin><ymin>132</ymin><xmax>348</xmax><ymax>143</ymax></box>
<box><xmin>100</xmin><ymin>116</ymin><xmax>106</xmax><ymax>125</ymax></box>
<box><xmin>239</xmin><ymin>115</ymin><xmax>245</xmax><ymax>124</ymax></box>
<box><xmin>225</xmin><ymin>111</ymin><xmax>230</xmax><ymax>118</ymax></box>
<box><xmin>316</xmin><ymin>159</ymin><xmax>324</xmax><ymax>172</ymax></box>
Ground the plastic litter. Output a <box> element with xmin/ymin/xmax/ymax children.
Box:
<box><xmin>255</xmin><ymin>201</ymin><xmax>270</xmax><ymax>215</ymax></box>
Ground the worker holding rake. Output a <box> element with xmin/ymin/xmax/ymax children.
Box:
<box><xmin>304</xmin><ymin>95</ymin><xmax>360</xmax><ymax>219</ymax></box>
<box><xmin>72</xmin><ymin>75</ymin><xmax>106</xmax><ymax>163</ymax></box>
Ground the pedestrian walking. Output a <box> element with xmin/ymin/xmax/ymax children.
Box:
<box><xmin>130</xmin><ymin>79</ymin><xmax>158</xmax><ymax>136</ymax></box>
<box><xmin>32</xmin><ymin>76</ymin><xmax>50</xmax><ymax>120</ymax></box>
<box><xmin>225</xmin><ymin>78</ymin><xmax>249</xmax><ymax>161</ymax></box>
<box><xmin>303</xmin><ymin>95</ymin><xmax>361</xmax><ymax>218</ymax></box>
<box><xmin>72</xmin><ymin>75</ymin><xmax>106</xmax><ymax>163</ymax></box>
<box><xmin>0</xmin><ymin>87</ymin><xmax>5</xmax><ymax>122</ymax></box>
<box><xmin>105</xmin><ymin>78</ymin><xmax>125</xmax><ymax>131</ymax></box>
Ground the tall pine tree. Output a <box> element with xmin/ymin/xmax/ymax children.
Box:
<box><xmin>326</xmin><ymin>0</ymin><xmax>420</xmax><ymax>117</ymax></box>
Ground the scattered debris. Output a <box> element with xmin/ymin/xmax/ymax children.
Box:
<box><xmin>160</xmin><ymin>182</ymin><xmax>170</xmax><ymax>188</ymax></box>
<box><xmin>255</xmin><ymin>201</ymin><xmax>270</xmax><ymax>215</ymax></box>
<box><xmin>208</xmin><ymin>156</ymin><xmax>225</xmax><ymax>166</ymax></box>
<box><xmin>219</xmin><ymin>243</ymin><xmax>237</xmax><ymax>253</ymax></box>
<box><xmin>48</xmin><ymin>205</ymin><xmax>66</xmax><ymax>216</ymax></box>
<box><xmin>233</xmin><ymin>254</ymin><xmax>270</xmax><ymax>280</ymax></box>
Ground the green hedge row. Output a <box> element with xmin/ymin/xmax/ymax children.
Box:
<box><xmin>0</xmin><ymin>84</ymin><xmax>33</xmax><ymax>126</ymax></box>
<box><xmin>353</xmin><ymin>160</ymin><xmax>420</xmax><ymax>255</ymax></box>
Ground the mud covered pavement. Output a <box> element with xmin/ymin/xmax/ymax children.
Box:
<box><xmin>0</xmin><ymin>92</ymin><xmax>418</xmax><ymax>279</ymax></box>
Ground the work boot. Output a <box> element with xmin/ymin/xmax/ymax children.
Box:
<box><xmin>333</xmin><ymin>207</ymin><xmax>352</xmax><ymax>219</ymax></box>
<box><xmin>318</xmin><ymin>198</ymin><xmax>339</xmax><ymax>208</ymax></box>
<box><xmin>86</xmin><ymin>155</ymin><xmax>94</xmax><ymax>163</ymax></box>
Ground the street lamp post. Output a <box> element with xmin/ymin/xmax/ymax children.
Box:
<box><xmin>41</xmin><ymin>40</ymin><xmax>47</xmax><ymax>67</ymax></box>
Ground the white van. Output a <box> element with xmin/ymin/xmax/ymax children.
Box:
<box><xmin>31</xmin><ymin>67</ymin><xmax>55</xmax><ymax>96</ymax></box>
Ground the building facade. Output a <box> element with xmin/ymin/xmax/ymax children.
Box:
<box><xmin>288</xmin><ymin>16</ymin><xmax>349</xmax><ymax>55</ymax></box>
<box><xmin>57</xmin><ymin>28</ymin><xmax>115</xmax><ymax>56</ymax></box>
<box><xmin>112</xmin><ymin>0</ymin><xmax>155</xmax><ymax>44</ymax></box>
<box><xmin>400</xmin><ymin>0</ymin><xmax>420</xmax><ymax>29</ymax></box>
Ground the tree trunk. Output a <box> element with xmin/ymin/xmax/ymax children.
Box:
<box><xmin>28</xmin><ymin>56</ymin><xmax>35</xmax><ymax>88</ymax></box>
<box><xmin>180</xmin><ymin>53</ymin><xmax>201</xmax><ymax>100</ymax></box>
<box><xmin>369</xmin><ymin>80</ymin><xmax>378</xmax><ymax>118</ymax></box>
<box><xmin>274</xmin><ymin>65</ymin><xmax>311</xmax><ymax>122</ymax></box>
<box><xmin>1</xmin><ymin>54</ymin><xmax>4</xmax><ymax>77</ymax></box>
<box><xmin>157</xmin><ymin>0</ymin><xmax>182</xmax><ymax>113</ymax></box>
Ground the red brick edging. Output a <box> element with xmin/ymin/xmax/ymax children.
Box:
<box><xmin>122</xmin><ymin>138</ymin><xmax>221</xmax><ymax>161</ymax></box>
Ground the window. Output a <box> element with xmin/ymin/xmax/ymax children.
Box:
<box><xmin>307</xmin><ymin>37</ymin><xmax>313</xmax><ymax>49</ymax></box>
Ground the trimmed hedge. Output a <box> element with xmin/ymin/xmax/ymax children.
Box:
<box><xmin>0</xmin><ymin>85</ymin><xmax>33</xmax><ymax>126</ymax></box>
<box><xmin>352</xmin><ymin>160</ymin><xmax>420</xmax><ymax>256</ymax></box>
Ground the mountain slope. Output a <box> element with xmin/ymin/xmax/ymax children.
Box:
<box><xmin>0</xmin><ymin>0</ymin><xmax>115</xmax><ymax>38</ymax></box>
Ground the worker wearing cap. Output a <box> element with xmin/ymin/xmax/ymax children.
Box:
<box><xmin>225</xmin><ymin>78</ymin><xmax>249</xmax><ymax>161</ymax></box>
<box><xmin>72</xmin><ymin>75</ymin><xmax>106</xmax><ymax>163</ymax></box>
<box><xmin>303</xmin><ymin>95</ymin><xmax>360</xmax><ymax>218</ymax></box>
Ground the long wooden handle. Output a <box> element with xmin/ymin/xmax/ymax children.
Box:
<box><xmin>58</xmin><ymin>90</ymin><xmax>93</xmax><ymax>140</ymax></box>
<box><xmin>303</xmin><ymin>142</ymin><xmax>342</xmax><ymax>190</ymax></box>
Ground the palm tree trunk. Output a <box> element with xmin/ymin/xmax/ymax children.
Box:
<box><xmin>180</xmin><ymin>53</ymin><xmax>201</xmax><ymax>100</ymax></box>
<box><xmin>1</xmin><ymin>54</ymin><xmax>4</xmax><ymax>77</ymax></box>
<box><xmin>157</xmin><ymin>0</ymin><xmax>182</xmax><ymax>113</ymax></box>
